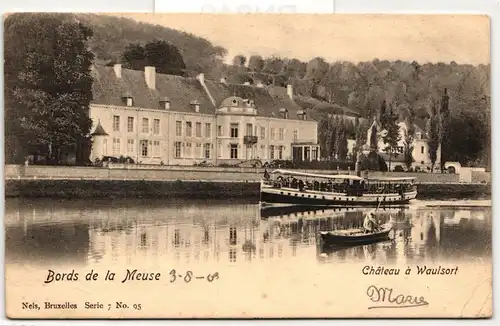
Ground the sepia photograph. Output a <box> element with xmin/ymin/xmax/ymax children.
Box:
<box><xmin>3</xmin><ymin>13</ymin><xmax>491</xmax><ymax>318</ymax></box>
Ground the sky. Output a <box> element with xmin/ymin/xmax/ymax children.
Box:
<box><xmin>111</xmin><ymin>14</ymin><xmax>490</xmax><ymax>65</ymax></box>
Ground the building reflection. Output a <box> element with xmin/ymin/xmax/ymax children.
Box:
<box><xmin>4</xmin><ymin>198</ymin><xmax>492</xmax><ymax>266</ymax></box>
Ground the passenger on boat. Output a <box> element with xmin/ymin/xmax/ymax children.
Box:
<box><xmin>298</xmin><ymin>179</ymin><xmax>305</xmax><ymax>191</ymax></box>
<box><xmin>363</xmin><ymin>211</ymin><xmax>379</xmax><ymax>233</ymax></box>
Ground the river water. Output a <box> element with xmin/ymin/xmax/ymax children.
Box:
<box><xmin>4</xmin><ymin>197</ymin><xmax>492</xmax><ymax>318</ymax></box>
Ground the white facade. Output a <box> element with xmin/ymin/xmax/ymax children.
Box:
<box><xmin>89</xmin><ymin>66</ymin><xmax>319</xmax><ymax>166</ymax></box>
<box><xmin>365</xmin><ymin>120</ymin><xmax>442</xmax><ymax>170</ymax></box>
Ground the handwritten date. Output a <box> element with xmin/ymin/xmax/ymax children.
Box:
<box><xmin>169</xmin><ymin>269</ymin><xmax>219</xmax><ymax>283</ymax></box>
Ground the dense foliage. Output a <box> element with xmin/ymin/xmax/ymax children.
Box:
<box><xmin>225</xmin><ymin>54</ymin><xmax>490</xmax><ymax>168</ymax></box>
<box><xmin>121</xmin><ymin>40</ymin><xmax>186</xmax><ymax>75</ymax></box>
<box><xmin>5</xmin><ymin>13</ymin><xmax>95</xmax><ymax>164</ymax></box>
<box><xmin>76</xmin><ymin>14</ymin><xmax>226</xmax><ymax>78</ymax></box>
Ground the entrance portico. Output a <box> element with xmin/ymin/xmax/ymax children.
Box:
<box><xmin>291</xmin><ymin>142</ymin><xmax>320</xmax><ymax>162</ymax></box>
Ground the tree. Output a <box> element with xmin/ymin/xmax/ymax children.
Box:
<box><xmin>283</xmin><ymin>58</ymin><xmax>307</xmax><ymax>79</ymax></box>
<box><xmin>427</xmin><ymin>104</ymin><xmax>442</xmax><ymax>172</ymax></box>
<box><xmin>5</xmin><ymin>13</ymin><xmax>94</xmax><ymax>164</ymax></box>
<box><xmin>262</xmin><ymin>56</ymin><xmax>285</xmax><ymax>75</ymax></box>
<box><xmin>381</xmin><ymin>106</ymin><xmax>401</xmax><ymax>171</ymax></box>
<box><xmin>369</xmin><ymin>121</ymin><xmax>378</xmax><ymax>151</ymax></box>
<box><xmin>379</xmin><ymin>100</ymin><xmax>389</xmax><ymax>129</ymax></box>
<box><xmin>304</xmin><ymin>57</ymin><xmax>329</xmax><ymax>98</ymax></box>
<box><xmin>248</xmin><ymin>55</ymin><xmax>265</xmax><ymax>72</ymax></box>
<box><xmin>144</xmin><ymin>40</ymin><xmax>186</xmax><ymax>75</ymax></box>
<box><xmin>403</xmin><ymin>113</ymin><xmax>416</xmax><ymax>170</ymax></box>
<box><xmin>232</xmin><ymin>54</ymin><xmax>247</xmax><ymax>67</ymax></box>
<box><xmin>121</xmin><ymin>43</ymin><xmax>146</xmax><ymax>71</ymax></box>
<box><xmin>235</xmin><ymin>72</ymin><xmax>254</xmax><ymax>84</ymax></box>
<box><xmin>121</xmin><ymin>40</ymin><xmax>186</xmax><ymax>76</ymax></box>
<box><xmin>335</xmin><ymin>119</ymin><xmax>349</xmax><ymax>161</ymax></box>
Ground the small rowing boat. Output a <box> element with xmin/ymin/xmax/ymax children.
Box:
<box><xmin>319</xmin><ymin>223</ymin><xmax>394</xmax><ymax>246</ymax></box>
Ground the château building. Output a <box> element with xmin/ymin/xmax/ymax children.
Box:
<box><xmin>89</xmin><ymin>64</ymin><xmax>320</xmax><ymax>165</ymax></box>
<box><xmin>366</xmin><ymin>117</ymin><xmax>442</xmax><ymax>171</ymax></box>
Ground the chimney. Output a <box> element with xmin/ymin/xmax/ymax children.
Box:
<box><xmin>159</xmin><ymin>97</ymin><xmax>171</xmax><ymax>110</ymax></box>
<box><xmin>144</xmin><ymin>66</ymin><xmax>156</xmax><ymax>89</ymax></box>
<box><xmin>113</xmin><ymin>64</ymin><xmax>122</xmax><ymax>79</ymax></box>
<box><xmin>196</xmin><ymin>73</ymin><xmax>205</xmax><ymax>84</ymax></box>
<box><xmin>190</xmin><ymin>100</ymin><xmax>200</xmax><ymax>113</ymax></box>
<box><xmin>286</xmin><ymin>84</ymin><xmax>293</xmax><ymax>100</ymax></box>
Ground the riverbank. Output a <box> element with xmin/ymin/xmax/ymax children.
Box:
<box><xmin>4</xmin><ymin>179</ymin><xmax>490</xmax><ymax>200</ymax></box>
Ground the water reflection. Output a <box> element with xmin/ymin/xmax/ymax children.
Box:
<box><xmin>4</xmin><ymin>198</ymin><xmax>492</xmax><ymax>267</ymax></box>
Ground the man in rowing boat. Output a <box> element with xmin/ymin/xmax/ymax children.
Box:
<box><xmin>363</xmin><ymin>210</ymin><xmax>379</xmax><ymax>233</ymax></box>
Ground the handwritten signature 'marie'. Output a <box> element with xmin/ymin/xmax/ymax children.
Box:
<box><xmin>367</xmin><ymin>285</ymin><xmax>429</xmax><ymax>309</ymax></box>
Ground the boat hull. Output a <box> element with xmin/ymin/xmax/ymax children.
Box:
<box><xmin>260</xmin><ymin>186</ymin><xmax>416</xmax><ymax>207</ymax></box>
<box><xmin>320</xmin><ymin>227</ymin><xmax>393</xmax><ymax>246</ymax></box>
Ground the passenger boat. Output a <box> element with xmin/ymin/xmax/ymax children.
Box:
<box><xmin>260</xmin><ymin>169</ymin><xmax>417</xmax><ymax>207</ymax></box>
<box><xmin>319</xmin><ymin>223</ymin><xmax>394</xmax><ymax>246</ymax></box>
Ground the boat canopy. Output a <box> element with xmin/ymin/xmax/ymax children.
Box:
<box><xmin>270</xmin><ymin>169</ymin><xmax>365</xmax><ymax>181</ymax></box>
<box><xmin>368</xmin><ymin>177</ymin><xmax>417</xmax><ymax>182</ymax></box>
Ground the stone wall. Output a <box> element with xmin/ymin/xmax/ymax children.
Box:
<box><xmin>5</xmin><ymin>179</ymin><xmax>259</xmax><ymax>199</ymax></box>
<box><xmin>4</xmin><ymin>164</ymin><xmax>462</xmax><ymax>183</ymax></box>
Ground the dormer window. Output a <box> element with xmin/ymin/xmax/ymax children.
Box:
<box><xmin>159</xmin><ymin>97</ymin><xmax>171</xmax><ymax>110</ymax></box>
<box><xmin>416</xmin><ymin>132</ymin><xmax>422</xmax><ymax>139</ymax></box>
<box><xmin>279</xmin><ymin>108</ymin><xmax>289</xmax><ymax>119</ymax></box>
<box><xmin>190</xmin><ymin>100</ymin><xmax>200</xmax><ymax>113</ymax></box>
<box><xmin>121</xmin><ymin>92</ymin><xmax>133</xmax><ymax>107</ymax></box>
<box><xmin>297</xmin><ymin>110</ymin><xmax>307</xmax><ymax>120</ymax></box>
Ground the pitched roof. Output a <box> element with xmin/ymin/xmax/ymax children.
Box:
<box><xmin>294</xmin><ymin>95</ymin><xmax>359</xmax><ymax>117</ymax></box>
<box><xmin>91</xmin><ymin>120</ymin><xmax>109</xmax><ymax>136</ymax></box>
<box><xmin>414</xmin><ymin>118</ymin><xmax>428</xmax><ymax>134</ymax></box>
<box><xmin>90</xmin><ymin>65</ymin><xmax>215</xmax><ymax>114</ymax></box>
<box><xmin>203</xmin><ymin>81</ymin><xmax>305</xmax><ymax>120</ymax></box>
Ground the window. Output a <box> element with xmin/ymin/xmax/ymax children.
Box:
<box><xmin>312</xmin><ymin>147</ymin><xmax>318</xmax><ymax>160</ymax></box>
<box><xmin>270</xmin><ymin>128</ymin><xmax>276</xmax><ymax>140</ymax></box>
<box><xmin>174</xmin><ymin>142</ymin><xmax>181</xmax><ymax>158</ymax></box>
<box><xmin>269</xmin><ymin>145</ymin><xmax>275</xmax><ymax>159</ymax></box>
<box><xmin>230</xmin><ymin>144</ymin><xmax>238</xmax><ymax>159</ymax></box>
<box><xmin>205</xmin><ymin>123</ymin><xmax>211</xmax><ymax>138</ymax></box>
<box><xmin>196</xmin><ymin>122</ymin><xmax>202</xmax><ymax>137</ymax></box>
<box><xmin>196</xmin><ymin>143</ymin><xmax>202</xmax><ymax>158</ymax></box>
<box><xmin>127</xmin><ymin>139</ymin><xmax>134</xmax><ymax>153</ymax></box>
<box><xmin>278</xmin><ymin>145</ymin><xmax>283</xmax><ymax>159</ymax></box>
<box><xmin>153</xmin><ymin>140</ymin><xmax>160</xmax><ymax>157</ymax></box>
<box><xmin>246</xmin><ymin>123</ymin><xmax>253</xmax><ymax>136</ymax></box>
<box><xmin>230</xmin><ymin>123</ymin><xmax>239</xmax><ymax>138</ymax></box>
<box><xmin>126</xmin><ymin>98</ymin><xmax>133</xmax><ymax>107</ymax></box>
<box><xmin>204</xmin><ymin>143</ymin><xmax>211</xmax><ymax>159</ymax></box>
<box><xmin>113</xmin><ymin>116</ymin><xmax>120</xmax><ymax>132</ymax></box>
<box><xmin>112</xmin><ymin>138</ymin><xmax>120</xmax><ymax>155</ymax></box>
<box><xmin>421</xmin><ymin>146</ymin><xmax>424</xmax><ymax>154</ymax></box>
<box><xmin>293</xmin><ymin>129</ymin><xmax>298</xmax><ymax>141</ymax></box>
<box><xmin>186</xmin><ymin>122</ymin><xmax>192</xmax><ymax>137</ymax></box>
<box><xmin>217</xmin><ymin>125</ymin><xmax>222</xmax><ymax>137</ymax></box>
<box><xmin>279</xmin><ymin>128</ymin><xmax>284</xmax><ymax>141</ymax></box>
<box><xmin>217</xmin><ymin>142</ymin><xmax>222</xmax><ymax>158</ymax></box>
<box><xmin>176</xmin><ymin>121</ymin><xmax>182</xmax><ymax>136</ymax></box>
<box><xmin>260</xmin><ymin>127</ymin><xmax>265</xmax><ymax>140</ymax></box>
<box><xmin>142</xmin><ymin>118</ymin><xmax>149</xmax><ymax>133</ymax></box>
<box><xmin>140</xmin><ymin>140</ymin><xmax>148</xmax><ymax>157</ymax></box>
<box><xmin>153</xmin><ymin>119</ymin><xmax>160</xmax><ymax>135</ymax></box>
<box><xmin>185</xmin><ymin>142</ymin><xmax>192</xmax><ymax>157</ymax></box>
<box><xmin>127</xmin><ymin>117</ymin><xmax>134</xmax><ymax>132</ymax></box>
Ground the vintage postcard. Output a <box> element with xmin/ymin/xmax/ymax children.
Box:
<box><xmin>4</xmin><ymin>13</ymin><xmax>491</xmax><ymax>318</ymax></box>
